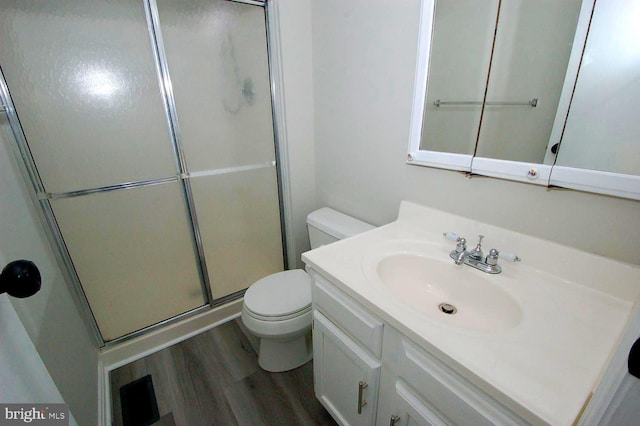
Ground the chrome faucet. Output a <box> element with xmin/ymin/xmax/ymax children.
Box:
<box><xmin>453</xmin><ymin>250</ymin><xmax>469</xmax><ymax>265</ymax></box>
<box><xmin>443</xmin><ymin>232</ymin><xmax>520</xmax><ymax>274</ymax></box>
<box><xmin>450</xmin><ymin>237</ymin><xmax>467</xmax><ymax>264</ymax></box>
<box><xmin>467</xmin><ymin>235</ymin><xmax>485</xmax><ymax>262</ymax></box>
<box><xmin>452</xmin><ymin>239</ymin><xmax>468</xmax><ymax>265</ymax></box>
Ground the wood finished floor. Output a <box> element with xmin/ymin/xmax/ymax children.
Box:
<box><xmin>110</xmin><ymin>319</ymin><xmax>337</xmax><ymax>426</ymax></box>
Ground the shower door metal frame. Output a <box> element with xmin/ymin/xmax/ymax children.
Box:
<box><xmin>144</xmin><ymin>0</ymin><xmax>214</xmax><ymax>307</ymax></box>
<box><xmin>264</xmin><ymin>0</ymin><xmax>296</xmax><ymax>270</ymax></box>
<box><xmin>0</xmin><ymin>0</ymin><xmax>291</xmax><ymax>347</ymax></box>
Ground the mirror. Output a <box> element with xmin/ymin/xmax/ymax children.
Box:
<box><xmin>420</xmin><ymin>0</ymin><xmax>497</xmax><ymax>158</ymax></box>
<box><xmin>408</xmin><ymin>0</ymin><xmax>640</xmax><ymax>199</ymax></box>
<box><xmin>473</xmin><ymin>0</ymin><xmax>582</xmax><ymax>164</ymax></box>
<box><xmin>412</xmin><ymin>0</ymin><xmax>584</xmax><ymax>174</ymax></box>
<box><xmin>550</xmin><ymin>0</ymin><xmax>640</xmax><ymax>199</ymax></box>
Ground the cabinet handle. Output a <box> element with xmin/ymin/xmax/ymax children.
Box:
<box><xmin>357</xmin><ymin>381</ymin><xmax>368</xmax><ymax>414</ymax></box>
<box><xmin>390</xmin><ymin>415</ymin><xmax>401</xmax><ymax>426</ymax></box>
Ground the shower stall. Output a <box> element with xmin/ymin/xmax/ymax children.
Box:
<box><xmin>0</xmin><ymin>0</ymin><xmax>286</xmax><ymax>344</ymax></box>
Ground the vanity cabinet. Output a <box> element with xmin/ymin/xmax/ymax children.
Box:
<box><xmin>309</xmin><ymin>269</ymin><xmax>529</xmax><ymax>426</ymax></box>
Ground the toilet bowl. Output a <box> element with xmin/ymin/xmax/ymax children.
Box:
<box><xmin>242</xmin><ymin>269</ymin><xmax>312</xmax><ymax>372</ymax></box>
<box><xmin>241</xmin><ymin>207</ymin><xmax>374</xmax><ymax>372</ymax></box>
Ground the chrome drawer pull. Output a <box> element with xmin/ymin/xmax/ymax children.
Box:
<box><xmin>357</xmin><ymin>381</ymin><xmax>368</xmax><ymax>414</ymax></box>
<box><xmin>390</xmin><ymin>414</ymin><xmax>401</xmax><ymax>426</ymax></box>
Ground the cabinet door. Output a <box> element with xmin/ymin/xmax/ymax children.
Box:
<box><xmin>384</xmin><ymin>329</ymin><xmax>527</xmax><ymax>425</ymax></box>
<box><xmin>313</xmin><ymin>311</ymin><xmax>381</xmax><ymax>426</ymax></box>
<box><xmin>382</xmin><ymin>379</ymin><xmax>449</xmax><ymax>426</ymax></box>
<box><xmin>377</xmin><ymin>368</ymin><xmax>449</xmax><ymax>426</ymax></box>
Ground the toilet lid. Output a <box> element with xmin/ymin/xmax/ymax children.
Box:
<box><xmin>244</xmin><ymin>269</ymin><xmax>311</xmax><ymax>318</ymax></box>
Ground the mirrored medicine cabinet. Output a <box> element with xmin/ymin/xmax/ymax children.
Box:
<box><xmin>408</xmin><ymin>0</ymin><xmax>640</xmax><ymax>200</ymax></box>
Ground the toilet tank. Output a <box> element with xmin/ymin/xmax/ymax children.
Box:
<box><xmin>306</xmin><ymin>208</ymin><xmax>375</xmax><ymax>249</ymax></box>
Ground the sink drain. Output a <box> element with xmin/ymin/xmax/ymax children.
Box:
<box><xmin>438</xmin><ymin>303</ymin><xmax>457</xmax><ymax>315</ymax></box>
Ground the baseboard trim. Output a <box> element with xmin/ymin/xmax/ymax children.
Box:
<box><xmin>98</xmin><ymin>298</ymin><xmax>243</xmax><ymax>426</ymax></box>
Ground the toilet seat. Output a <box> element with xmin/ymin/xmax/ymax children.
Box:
<box><xmin>243</xmin><ymin>270</ymin><xmax>311</xmax><ymax>321</ymax></box>
<box><xmin>244</xmin><ymin>305</ymin><xmax>311</xmax><ymax>322</ymax></box>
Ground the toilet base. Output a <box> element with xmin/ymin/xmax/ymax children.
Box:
<box><xmin>258</xmin><ymin>332</ymin><xmax>312</xmax><ymax>372</ymax></box>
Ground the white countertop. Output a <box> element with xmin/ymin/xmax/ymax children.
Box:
<box><xmin>302</xmin><ymin>201</ymin><xmax>640</xmax><ymax>425</ymax></box>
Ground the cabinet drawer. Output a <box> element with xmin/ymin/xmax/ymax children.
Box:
<box><xmin>388</xmin><ymin>331</ymin><xmax>527</xmax><ymax>425</ymax></box>
<box><xmin>311</xmin><ymin>271</ymin><xmax>383</xmax><ymax>358</ymax></box>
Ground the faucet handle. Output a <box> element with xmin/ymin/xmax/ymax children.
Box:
<box><xmin>485</xmin><ymin>249</ymin><xmax>521</xmax><ymax>264</ymax></box>
<box><xmin>455</xmin><ymin>238</ymin><xmax>467</xmax><ymax>253</ymax></box>
<box><xmin>443</xmin><ymin>232</ymin><xmax>461</xmax><ymax>242</ymax></box>
<box><xmin>498</xmin><ymin>251</ymin><xmax>521</xmax><ymax>262</ymax></box>
<box><xmin>485</xmin><ymin>248</ymin><xmax>499</xmax><ymax>266</ymax></box>
<box><xmin>444</xmin><ymin>232</ymin><xmax>467</xmax><ymax>255</ymax></box>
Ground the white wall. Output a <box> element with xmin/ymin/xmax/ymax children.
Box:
<box><xmin>309</xmin><ymin>0</ymin><xmax>640</xmax><ymax>266</ymax></box>
<box><xmin>0</xmin><ymin>125</ymin><xmax>98</xmax><ymax>425</ymax></box>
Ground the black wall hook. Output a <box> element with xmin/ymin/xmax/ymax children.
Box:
<box><xmin>0</xmin><ymin>260</ymin><xmax>41</xmax><ymax>298</ymax></box>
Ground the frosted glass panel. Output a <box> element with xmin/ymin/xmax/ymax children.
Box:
<box><xmin>477</xmin><ymin>0</ymin><xmax>582</xmax><ymax>163</ymax></box>
<box><xmin>51</xmin><ymin>183</ymin><xmax>204</xmax><ymax>341</ymax></box>
<box><xmin>421</xmin><ymin>0</ymin><xmax>498</xmax><ymax>155</ymax></box>
<box><xmin>190</xmin><ymin>168</ymin><xmax>283</xmax><ymax>299</ymax></box>
<box><xmin>156</xmin><ymin>0</ymin><xmax>276</xmax><ymax>172</ymax></box>
<box><xmin>0</xmin><ymin>1</ymin><xmax>177</xmax><ymax>193</ymax></box>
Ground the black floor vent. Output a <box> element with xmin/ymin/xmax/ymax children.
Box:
<box><xmin>120</xmin><ymin>374</ymin><xmax>160</xmax><ymax>426</ymax></box>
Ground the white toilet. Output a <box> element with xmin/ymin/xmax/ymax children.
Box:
<box><xmin>241</xmin><ymin>207</ymin><xmax>374</xmax><ymax>372</ymax></box>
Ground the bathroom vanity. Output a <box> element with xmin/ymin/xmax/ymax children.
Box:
<box><xmin>302</xmin><ymin>201</ymin><xmax>640</xmax><ymax>425</ymax></box>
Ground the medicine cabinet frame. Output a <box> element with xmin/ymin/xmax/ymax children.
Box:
<box><xmin>407</xmin><ymin>0</ymin><xmax>640</xmax><ymax>201</ymax></box>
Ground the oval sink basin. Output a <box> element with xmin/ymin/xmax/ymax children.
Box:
<box><xmin>376</xmin><ymin>254</ymin><xmax>522</xmax><ymax>332</ymax></box>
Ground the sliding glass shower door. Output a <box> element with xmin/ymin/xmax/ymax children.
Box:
<box><xmin>154</xmin><ymin>0</ymin><xmax>284</xmax><ymax>299</ymax></box>
<box><xmin>0</xmin><ymin>0</ymin><xmax>284</xmax><ymax>343</ymax></box>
